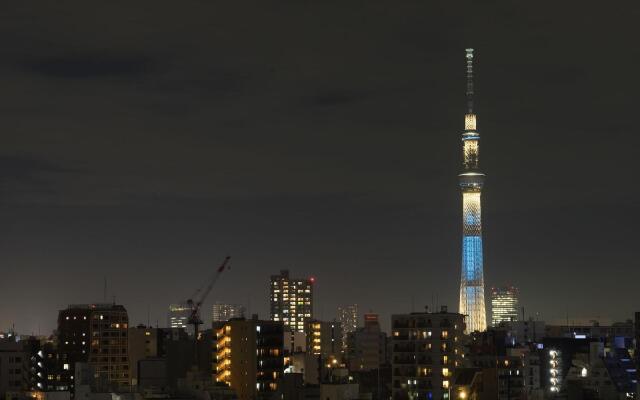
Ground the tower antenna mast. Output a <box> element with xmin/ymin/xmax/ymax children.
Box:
<box><xmin>466</xmin><ymin>48</ymin><xmax>474</xmax><ymax>114</ymax></box>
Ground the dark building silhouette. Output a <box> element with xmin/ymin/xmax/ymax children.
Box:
<box><xmin>57</xmin><ymin>304</ymin><xmax>129</xmax><ymax>392</ymax></box>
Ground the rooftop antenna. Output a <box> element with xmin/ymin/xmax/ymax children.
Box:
<box><xmin>103</xmin><ymin>277</ymin><xmax>107</xmax><ymax>302</ymax></box>
<box><xmin>465</xmin><ymin>48</ymin><xmax>474</xmax><ymax>114</ymax></box>
<box><xmin>431</xmin><ymin>294</ymin><xmax>435</xmax><ymax>314</ymax></box>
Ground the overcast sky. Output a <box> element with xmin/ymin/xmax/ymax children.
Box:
<box><xmin>1</xmin><ymin>1</ymin><xmax>639</xmax><ymax>334</ymax></box>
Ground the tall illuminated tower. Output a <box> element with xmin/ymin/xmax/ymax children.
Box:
<box><xmin>458</xmin><ymin>48</ymin><xmax>487</xmax><ymax>333</ymax></box>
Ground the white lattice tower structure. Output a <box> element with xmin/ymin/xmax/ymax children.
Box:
<box><xmin>458</xmin><ymin>48</ymin><xmax>487</xmax><ymax>333</ymax></box>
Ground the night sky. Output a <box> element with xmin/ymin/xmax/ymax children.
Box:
<box><xmin>2</xmin><ymin>1</ymin><xmax>639</xmax><ymax>335</ymax></box>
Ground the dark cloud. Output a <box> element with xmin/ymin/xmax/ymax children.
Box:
<box><xmin>0</xmin><ymin>154</ymin><xmax>76</xmax><ymax>187</ymax></box>
<box><xmin>0</xmin><ymin>155</ymin><xmax>86</xmax><ymax>206</ymax></box>
<box><xmin>21</xmin><ymin>53</ymin><xmax>153</xmax><ymax>79</ymax></box>
<box><xmin>303</xmin><ymin>90</ymin><xmax>363</xmax><ymax>108</ymax></box>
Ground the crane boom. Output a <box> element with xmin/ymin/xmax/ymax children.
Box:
<box><xmin>196</xmin><ymin>256</ymin><xmax>230</xmax><ymax>308</ymax></box>
<box><xmin>186</xmin><ymin>256</ymin><xmax>230</xmax><ymax>337</ymax></box>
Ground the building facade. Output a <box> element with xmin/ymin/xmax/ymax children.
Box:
<box><xmin>347</xmin><ymin>314</ymin><xmax>387</xmax><ymax>372</ymax></box>
<box><xmin>212</xmin><ymin>302</ymin><xmax>245</xmax><ymax>322</ymax></box>
<box><xmin>57</xmin><ymin>304</ymin><xmax>129</xmax><ymax>392</ymax></box>
<box><xmin>505</xmin><ymin>319</ymin><xmax>546</xmax><ymax>344</ymax></box>
<box><xmin>270</xmin><ymin>270</ymin><xmax>313</xmax><ymax>333</ymax></box>
<box><xmin>213</xmin><ymin>317</ymin><xmax>284</xmax><ymax>400</ymax></box>
<box><xmin>466</xmin><ymin>329</ymin><xmax>526</xmax><ymax>400</ymax></box>
<box><xmin>22</xmin><ymin>336</ymin><xmax>60</xmax><ymax>392</ymax></box>
<box><xmin>391</xmin><ymin>308</ymin><xmax>465</xmax><ymax>400</ymax></box>
<box><xmin>490</xmin><ymin>286</ymin><xmax>519</xmax><ymax>326</ymax></box>
<box><xmin>458</xmin><ymin>48</ymin><xmax>487</xmax><ymax>333</ymax></box>
<box><xmin>305</xmin><ymin>320</ymin><xmax>343</xmax><ymax>358</ymax></box>
<box><xmin>128</xmin><ymin>325</ymin><xmax>158</xmax><ymax>387</ymax></box>
<box><xmin>336</xmin><ymin>305</ymin><xmax>358</xmax><ymax>351</ymax></box>
<box><xmin>167</xmin><ymin>304</ymin><xmax>190</xmax><ymax>330</ymax></box>
<box><xmin>0</xmin><ymin>337</ymin><xmax>26</xmax><ymax>399</ymax></box>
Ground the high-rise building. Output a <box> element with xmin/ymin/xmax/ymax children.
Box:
<box><xmin>347</xmin><ymin>313</ymin><xmax>387</xmax><ymax>372</ymax></box>
<box><xmin>213</xmin><ymin>317</ymin><xmax>284</xmax><ymax>400</ymax></box>
<box><xmin>336</xmin><ymin>304</ymin><xmax>358</xmax><ymax>351</ymax></box>
<box><xmin>458</xmin><ymin>48</ymin><xmax>487</xmax><ymax>333</ymax></box>
<box><xmin>167</xmin><ymin>304</ymin><xmax>190</xmax><ymax>330</ymax></box>
<box><xmin>391</xmin><ymin>307</ymin><xmax>465</xmax><ymax>400</ymax></box>
<box><xmin>270</xmin><ymin>270</ymin><xmax>313</xmax><ymax>333</ymax></box>
<box><xmin>305</xmin><ymin>320</ymin><xmax>343</xmax><ymax>358</ymax></box>
<box><xmin>212</xmin><ymin>302</ymin><xmax>245</xmax><ymax>322</ymax></box>
<box><xmin>57</xmin><ymin>304</ymin><xmax>129</xmax><ymax>392</ymax></box>
<box><xmin>490</xmin><ymin>286</ymin><xmax>519</xmax><ymax>326</ymax></box>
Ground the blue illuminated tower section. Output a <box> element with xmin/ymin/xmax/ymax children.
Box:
<box><xmin>458</xmin><ymin>48</ymin><xmax>487</xmax><ymax>333</ymax></box>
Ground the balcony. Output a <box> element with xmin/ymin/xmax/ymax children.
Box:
<box><xmin>393</xmin><ymin>344</ymin><xmax>415</xmax><ymax>352</ymax></box>
<box><xmin>393</xmin><ymin>356</ymin><xmax>415</xmax><ymax>365</ymax></box>
<box><xmin>416</xmin><ymin>320</ymin><xmax>433</xmax><ymax>328</ymax></box>
<box><xmin>416</xmin><ymin>357</ymin><xmax>433</xmax><ymax>365</ymax></box>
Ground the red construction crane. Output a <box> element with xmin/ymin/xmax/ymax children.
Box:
<box><xmin>186</xmin><ymin>255</ymin><xmax>231</xmax><ymax>343</ymax></box>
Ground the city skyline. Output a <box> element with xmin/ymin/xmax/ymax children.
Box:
<box><xmin>2</xmin><ymin>2</ymin><xmax>640</xmax><ymax>335</ymax></box>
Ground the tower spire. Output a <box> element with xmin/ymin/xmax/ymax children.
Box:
<box><xmin>465</xmin><ymin>48</ymin><xmax>474</xmax><ymax>114</ymax></box>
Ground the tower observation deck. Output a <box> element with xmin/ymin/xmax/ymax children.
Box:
<box><xmin>458</xmin><ymin>48</ymin><xmax>487</xmax><ymax>333</ymax></box>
